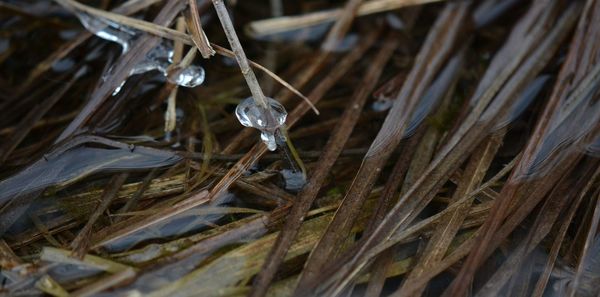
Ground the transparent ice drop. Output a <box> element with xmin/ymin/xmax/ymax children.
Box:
<box><xmin>75</xmin><ymin>11</ymin><xmax>137</xmax><ymax>54</ymax></box>
<box><xmin>111</xmin><ymin>41</ymin><xmax>205</xmax><ymax>95</ymax></box>
<box><xmin>105</xmin><ymin>41</ymin><xmax>173</xmax><ymax>88</ymax></box>
<box><xmin>72</xmin><ymin>11</ymin><xmax>205</xmax><ymax>94</ymax></box>
<box><xmin>167</xmin><ymin>66</ymin><xmax>206</xmax><ymax>88</ymax></box>
<box><xmin>235</xmin><ymin>97</ymin><xmax>287</xmax><ymax>151</ymax></box>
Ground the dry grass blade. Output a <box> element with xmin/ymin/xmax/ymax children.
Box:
<box><xmin>397</xmin><ymin>133</ymin><xmax>503</xmax><ymax>296</ymax></box>
<box><xmin>185</xmin><ymin>0</ymin><xmax>215</xmax><ymax>58</ymax></box>
<box><xmin>445</xmin><ymin>2</ymin><xmax>590</xmax><ymax>294</ymax></box>
<box><xmin>568</xmin><ymin>182</ymin><xmax>600</xmax><ymax>297</ymax></box>
<box><xmin>71</xmin><ymin>268</ymin><xmax>136</xmax><ymax>297</ymax></box>
<box><xmin>247</xmin><ymin>0</ymin><xmax>443</xmax><ymax>38</ymax></box>
<box><xmin>320</xmin><ymin>2</ymin><xmax>580</xmax><ymax>294</ymax></box>
<box><xmin>13</xmin><ymin>0</ymin><xmax>162</xmax><ymax>98</ymax></box>
<box><xmin>475</xmin><ymin>160</ymin><xmax>599</xmax><ymax>297</ymax></box>
<box><xmin>0</xmin><ymin>71</ymin><xmax>80</xmax><ymax>163</ymax></box>
<box><xmin>531</xmin><ymin>165</ymin><xmax>600</xmax><ymax>296</ymax></box>
<box><xmin>209</xmin><ymin>43</ymin><xmax>317</xmax><ymax>114</ymax></box>
<box><xmin>71</xmin><ymin>173</ymin><xmax>128</xmax><ymax>258</ymax></box>
<box><xmin>320</xmin><ymin>0</ymin><xmax>363</xmax><ymax>51</ymax></box>
<box><xmin>292</xmin><ymin>3</ymin><xmax>471</xmax><ymax>296</ymax></box>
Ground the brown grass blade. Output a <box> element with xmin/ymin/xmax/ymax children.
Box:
<box><xmin>291</xmin><ymin>3</ymin><xmax>471</xmax><ymax>296</ymax></box>
<box><xmin>185</xmin><ymin>0</ymin><xmax>215</xmax><ymax>58</ymax></box>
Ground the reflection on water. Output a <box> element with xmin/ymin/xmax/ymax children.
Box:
<box><xmin>103</xmin><ymin>192</ymin><xmax>237</xmax><ymax>252</ymax></box>
<box><xmin>493</xmin><ymin>75</ymin><xmax>550</xmax><ymax>130</ymax></box>
<box><xmin>524</xmin><ymin>66</ymin><xmax>600</xmax><ymax>178</ymax></box>
<box><xmin>0</xmin><ymin>136</ymin><xmax>181</xmax><ymax>204</ymax></box>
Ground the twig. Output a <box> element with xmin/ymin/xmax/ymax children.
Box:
<box><xmin>212</xmin><ymin>0</ymin><xmax>272</xmax><ymax>112</ymax></box>
<box><xmin>247</xmin><ymin>0</ymin><xmax>443</xmax><ymax>38</ymax></box>
<box><xmin>185</xmin><ymin>0</ymin><xmax>215</xmax><ymax>58</ymax></box>
<box><xmin>164</xmin><ymin>17</ymin><xmax>186</xmax><ymax>133</ymax></box>
<box><xmin>220</xmin><ymin>0</ymin><xmax>362</xmax><ymax>153</ymax></box>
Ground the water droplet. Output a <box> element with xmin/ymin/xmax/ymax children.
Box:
<box><xmin>129</xmin><ymin>41</ymin><xmax>174</xmax><ymax>76</ymax></box>
<box><xmin>111</xmin><ymin>41</ymin><xmax>205</xmax><ymax>95</ymax></box>
<box><xmin>71</xmin><ymin>11</ymin><xmax>205</xmax><ymax>94</ymax></box>
<box><xmin>167</xmin><ymin>65</ymin><xmax>205</xmax><ymax>88</ymax></box>
<box><xmin>261</xmin><ymin>132</ymin><xmax>278</xmax><ymax>151</ymax></box>
<box><xmin>235</xmin><ymin>97</ymin><xmax>287</xmax><ymax>151</ymax></box>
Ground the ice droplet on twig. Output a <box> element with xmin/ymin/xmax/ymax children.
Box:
<box><xmin>73</xmin><ymin>11</ymin><xmax>205</xmax><ymax>94</ymax></box>
<box><xmin>110</xmin><ymin>40</ymin><xmax>205</xmax><ymax>95</ymax></box>
<box><xmin>76</xmin><ymin>11</ymin><xmax>136</xmax><ymax>54</ymax></box>
<box><xmin>167</xmin><ymin>66</ymin><xmax>206</xmax><ymax>88</ymax></box>
<box><xmin>235</xmin><ymin>97</ymin><xmax>287</xmax><ymax>151</ymax></box>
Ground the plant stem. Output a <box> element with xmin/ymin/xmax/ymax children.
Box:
<box><xmin>211</xmin><ymin>0</ymin><xmax>304</xmax><ymax>176</ymax></box>
<box><xmin>211</xmin><ymin>0</ymin><xmax>269</xmax><ymax>110</ymax></box>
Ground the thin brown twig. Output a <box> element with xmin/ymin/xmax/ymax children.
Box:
<box><xmin>246</xmin><ymin>0</ymin><xmax>443</xmax><ymax>38</ymax></box>
<box><xmin>185</xmin><ymin>0</ymin><xmax>215</xmax><ymax>58</ymax></box>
